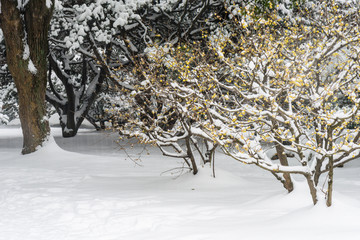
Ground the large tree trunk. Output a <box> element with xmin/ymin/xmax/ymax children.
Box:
<box><xmin>0</xmin><ymin>0</ymin><xmax>53</xmax><ymax>154</ymax></box>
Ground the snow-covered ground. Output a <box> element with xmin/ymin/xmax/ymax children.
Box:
<box><xmin>1</xmin><ymin>125</ymin><xmax>360</xmax><ymax>240</ymax></box>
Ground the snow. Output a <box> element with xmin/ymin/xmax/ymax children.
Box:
<box><xmin>17</xmin><ymin>0</ymin><xmax>30</xmax><ymax>9</ymax></box>
<box><xmin>28</xmin><ymin>59</ymin><xmax>37</xmax><ymax>74</ymax></box>
<box><xmin>46</xmin><ymin>0</ymin><xmax>52</xmax><ymax>8</ymax></box>
<box><xmin>1</xmin><ymin>126</ymin><xmax>360</xmax><ymax>240</ymax></box>
<box><xmin>22</xmin><ymin>42</ymin><xmax>30</xmax><ymax>60</ymax></box>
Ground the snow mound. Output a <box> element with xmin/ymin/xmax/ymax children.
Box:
<box><xmin>167</xmin><ymin>165</ymin><xmax>250</xmax><ymax>190</ymax></box>
<box><xmin>35</xmin><ymin>135</ymin><xmax>68</xmax><ymax>154</ymax></box>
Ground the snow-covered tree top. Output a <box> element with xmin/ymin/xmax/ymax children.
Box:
<box><xmin>53</xmin><ymin>0</ymin><xmax>152</xmax><ymax>51</ymax></box>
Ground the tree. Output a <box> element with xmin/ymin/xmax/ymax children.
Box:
<box><xmin>120</xmin><ymin>44</ymin><xmax>221</xmax><ymax>175</ymax></box>
<box><xmin>0</xmin><ymin>76</ymin><xmax>18</xmax><ymax>125</ymax></box>
<box><xmin>195</xmin><ymin>1</ymin><xmax>360</xmax><ymax>206</ymax></box>
<box><xmin>118</xmin><ymin>0</ymin><xmax>300</xmax><ymax>176</ymax></box>
<box><xmin>0</xmin><ymin>31</ymin><xmax>18</xmax><ymax>125</ymax></box>
<box><xmin>46</xmin><ymin>1</ymin><xmax>135</xmax><ymax>137</ymax></box>
<box><xmin>126</xmin><ymin>0</ymin><xmax>360</xmax><ymax>206</ymax></box>
<box><xmin>46</xmin><ymin>0</ymin><xmax>225</xmax><ymax>137</ymax></box>
<box><xmin>0</xmin><ymin>0</ymin><xmax>54</xmax><ymax>154</ymax></box>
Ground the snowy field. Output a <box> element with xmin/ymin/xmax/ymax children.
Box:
<box><xmin>1</xmin><ymin>125</ymin><xmax>360</xmax><ymax>240</ymax></box>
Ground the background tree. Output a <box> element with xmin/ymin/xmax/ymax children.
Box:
<box><xmin>45</xmin><ymin>0</ymin><xmax>226</xmax><ymax>137</ymax></box>
<box><xmin>0</xmin><ymin>30</ymin><xmax>18</xmax><ymax>125</ymax></box>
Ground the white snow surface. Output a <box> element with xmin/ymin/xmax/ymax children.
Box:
<box><xmin>1</xmin><ymin>126</ymin><xmax>360</xmax><ymax>240</ymax></box>
<box><xmin>46</xmin><ymin>0</ymin><xmax>52</xmax><ymax>8</ymax></box>
<box><xmin>27</xmin><ymin>59</ymin><xmax>37</xmax><ymax>74</ymax></box>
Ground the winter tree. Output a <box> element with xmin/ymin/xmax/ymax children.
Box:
<box><xmin>45</xmin><ymin>0</ymin><xmax>226</xmax><ymax>137</ymax></box>
<box><xmin>125</xmin><ymin>0</ymin><xmax>360</xmax><ymax>206</ymax></box>
<box><xmin>197</xmin><ymin>1</ymin><xmax>360</xmax><ymax>206</ymax></box>
<box><xmin>0</xmin><ymin>0</ymin><xmax>54</xmax><ymax>153</ymax></box>
<box><xmin>119</xmin><ymin>0</ymin><xmax>306</xmax><ymax>175</ymax></box>
<box><xmin>0</xmin><ymin>30</ymin><xmax>18</xmax><ymax>125</ymax></box>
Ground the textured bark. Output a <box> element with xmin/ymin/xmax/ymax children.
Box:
<box><xmin>274</xmin><ymin>139</ymin><xmax>294</xmax><ymax>192</ymax></box>
<box><xmin>326</xmin><ymin>157</ymin><xmax>334</xmax><ymax>207</ymax></box>
<box><xmin>326</xmin><ymin>129</ymin><xmax>334</xmax><ymax>207</ymax></box>
<box><xmin>313</xmin><ymin>158</ymin><xmax>323</xmax><ymax>186</ymax></box>
<box><xmin>0</xmin><ymin>0</ymin><xmax>53</xmax><ymax>154</ymax></box>
<box><xmin>185</xmin><ymin>137</ymin><xmax>198</xmax><ymax>175</ymax></box>
<box><xmin>305</xmin><ymin>174</ymin><xmax>318</xmax><ymax>205</ymax></box>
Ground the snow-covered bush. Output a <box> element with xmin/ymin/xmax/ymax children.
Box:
<box><xmin>120</xmin><ymin>44</ymin><xmax>218</xmax><ymax>175</ymax></box>
<box><xmin>126</xmin><ymin>0</ymin><xmax>360</xmax><ymax>206</ymax></box>
<box><xmin>86</xmin><ymin>84</ymin><xmax>132</xmax><ymax>130</ymax></box>
<box><xmin>201</xmin><ymin>1</ymin><xmax>360</xmax><ymax>206</ymax></box>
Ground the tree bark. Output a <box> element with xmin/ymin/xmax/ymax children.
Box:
<box><xmin>305</xmin><ymin>174</ymin><xmax>318</xmax><ymax>205</ymax></box>
<box><xmin>0</xmin><ymin>0</ymin><xmax>53</xmax><ymax>154</ymax></box>
<box><xmin>327</xmin><ymin>157</ymin><xmax>334</xmax><ymax>207</ymax></box>
<box><xmin>185</xmin><ymin>137</ymin><xmax>198</xmax><ymax>175</ymax></box>
<box><xmin>274</xmin><ymin>138</ymin><xmax>294</xmax><ymax>192</ymax></box>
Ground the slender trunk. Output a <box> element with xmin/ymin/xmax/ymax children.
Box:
<box><xmin>305</xmin><ymin>174</ymin><xmax>318</xmax><ymax>205</ymax></box>
<box><xmin>271</xmin><ymin>118</ymin><xmax>294</xmax><ymax>192</ymax></box>
<box><xmin>326</xmin><ymin>128</ymin><xmax>334</xmax><ymax>207</ymax></box>
<box><xmin>313</xmin><ymin>158</ymin><xmax>323</xmax><ymax>186</ymax></box>
<box><xmin>327</xmin><ymin>156</ymin><xmax>334</xmax><ymax>207</ymax></box>
<box><xmin>0</xmin><ymin>0</ymin><xmax>53</xmax><ymax>154</ymax></box>
<box><xmin>186</xmin><ymin>137</ymin><xmax>198</xmax><ymax>175</ymax></box>
<box><xmin>275</xmin><ymin>141</ymin><xmax>294</xmax><ymax>192</ymax></box>
<box><xmin>212</xmin><ymin>151</ymin><xmax>216</xmax><ymax>178</ymax></box>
